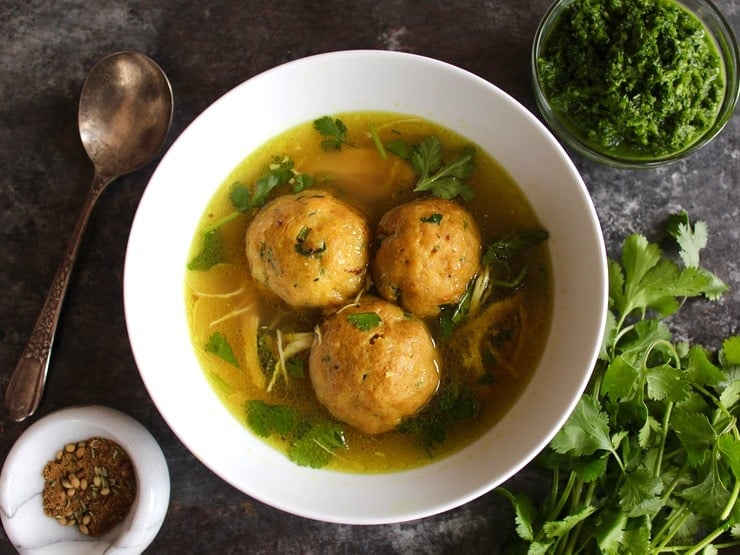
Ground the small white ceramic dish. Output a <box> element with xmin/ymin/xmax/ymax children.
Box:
<box><xmin>0</xmin><ymin>405</ymin><xmax>169</xmax><ymax>554</ymax></box>
<box><xmin>124</xmin><ymin>50</ymin><xmax>608</xmax><ymax>524</ymax></box>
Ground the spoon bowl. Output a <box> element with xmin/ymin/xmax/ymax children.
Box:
<box><xmin>79</xmin><ymin>52</ymin><xmax>173</xmax><ymax>179</ymax></box>
<box><xmin>4</xmin><ymin>52</ymin><xmax>173</xmax><ymax>422</ymax></box>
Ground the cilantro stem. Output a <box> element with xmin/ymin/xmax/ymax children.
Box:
<box><xmin>562</xmin><ymin>481</ymin><xmax>596</xmax><ymax>555</ymax></box>
<box><xmin>204</xmin><ymin>210</ymin><xmax>240</xmax><ymax>234</ymax></box>
<box><xmin>369</xmin><ymin>124</ymin><xmax>387</xmax><ymax>160</ymax></box>
<box><xmin>653</xmin><ymin>506</ymin><xmax>687</xmax><ymax>551</ymax></box>
<box><xmin>549</xmin><ymin>470</ymin><xmax>577</xmax><ymax>522</ymax></box>
<box><xmin>660</xmin><ymin>460</ymin><xmax>689</xmax><ymax>504</ymax></box>
<box><xmin>720</xmin><ymin>476</ymin><xmax>739</xmax><ymax>521</ymax></box>
<box><xmin>684</xmin><ymin>519</ymin><xmax>736</xmax><ymax>555</ymax></box>
<box><xmin>654</xmin><ymin>401</ymin><xmax>673</xmax><ymax>477</ymax></box>
<box><xmin>545</xmin><ymin>466</ymin><xmax>562</xmax><ymax>517</ymax></box>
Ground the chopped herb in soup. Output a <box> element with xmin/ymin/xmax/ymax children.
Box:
<box><xmin>538</xmin><ymin>0</ymin><xmax>724</xmax><ymax>159</ymax></box>
<box><xmin>184</xmin><ymin>112</ymin><xmax>552</xmax><ymax>473</ymax></box>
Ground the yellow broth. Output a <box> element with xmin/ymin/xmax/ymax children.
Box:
<box><xmin>185</xmin><ymin>112</ymin><xmax>553</xmax><ymax>473</ymax></box>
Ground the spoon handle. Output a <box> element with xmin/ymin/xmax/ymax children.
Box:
<box><xmin>5</xmin><ymin>174</ymin><xmax>111</xmax><ymax>421</ymax></box>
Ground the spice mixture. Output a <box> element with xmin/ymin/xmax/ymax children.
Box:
<box><xmin>42</xmin><ymin>437</ymin><xmax>136</xmax><ymax>536</ymax></box>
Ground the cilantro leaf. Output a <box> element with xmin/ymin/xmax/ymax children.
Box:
<box><xmin>313</xmin><ymin>116</ymin><xmax>349</xmax><ymax>150</ymax></box>
<box><xmin>421</xmin><ymin>212</ymin><xmax>443</xmax><ymax>224</ymax></box>
<box><xmin>550</xmin><ymin>395</ymin><xmax>619</xmax><ymax>459</ymax></box>
<box><xmin>618</xmin><ymin>466</ymin><xmax>663</xmax><ymax>515</ymax></box>
<box><xmin>718</xmin><ymin>435</ymin><xmax>740</xmax><ymax>483</ymax></box>
<box><xmin>680</xmin><ymin>467</ymin><xmax>731</xmax><ymax>519</ymax></box>
<box><xmin>497</xmin><ymin>488</ymin><xmax>537</xmax><ymax>542</ymax></box>
<box><xmin>289</xmin><ymin>421</ymin><xmax>347</xmax><ymax>468</ymax></box>
<box><xmin>686</xmin><ymin>344</ymin><xmax>726</xmax><ymax>387</ymax></box>
<box><xmin>671</xmin><ymin>411</ymin><xmax>716</xmax><ymax>467</ymax></box>
<box><xmin>246</xmin><ymin>401</ymin><xmax>346</xmax><ymax>468</ymax></box>
<box><xmin>602</xmin><ymin>355</ymin><xmax>639</xmax><ymax>400</ymax></box>
<box><xmin>721</xmin><ymin>336</ymin><xmax>740</xmax><ymax>367</ymax></box>
<box><xmin>403</xmin><ymin>136</ymin><xmax>476</xmax><ymax>201</ymax></box>
<box><xmin>294</xmin><ymin>226</ymin><xmax>327</xmax><ymax>257</ymax></box>
<box><xmin>347</xmin><ymin>312</ymin><xmax>382</xmax><ymax>331</ymax></box>
<box><xmin>229</xmin><ymin>181</ymin><xmax>251</xmax><ymax>212</ymax></box>
<box><xmin>645</xmin><ymin>364</ymin><xmax>691</xmax><ymax>402</ymax></box>
<box><xmin>398</xmin><ymin>382</ymin><xmax>479</xmax><ymax>452</ymax></box>
<box><xmin>187</xmin><ymin>229</ymin><xmax>225</xmax><ymax>271</ymax></box>
<box><xmin>610</xmin><ymin>234</ymin><xmax>717</xmax><ymax>319</ymax></box>
<box><xmin>542</xmin><ymin>505</ymin><xmax>597</xmax><ymax>540</ymax></box>
<box><xmin>665</xmin><ymin>214</ymin><xmax>727</xmax><ymax>301</ymax></box>
<box><xmin>246</xmin><ymin>400</ymin><xmax>298</xmax><ymax>437</ymax></box>
<box><xmin>385</xmin><ymin>139</ymin><xmax>412</xmax><ymax>160</ymax></box>
<box><xmin>205</xmin><ymin>331</ymin><xmax>239</xmax><ymax>367</ymax></box>
<box><xmin>482</xmin><ymin>230</ymin><xmax>550</xmax><ymax>264</ymax></box>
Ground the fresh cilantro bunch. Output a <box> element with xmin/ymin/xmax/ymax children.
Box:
<box><xmin>499</xmin><ymin>213</ymin><xmax>739</xmax><ymax>554</ymax></box>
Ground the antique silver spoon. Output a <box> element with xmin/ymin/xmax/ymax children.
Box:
<box><xmin>5</xmin><ymin>51</ymin><xmax>173</xmax><ymax>421</ymax></box>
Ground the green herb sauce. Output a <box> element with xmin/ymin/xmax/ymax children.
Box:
<box><xmin>538</xmin><ymin>0</ymin><xmax>724</xmax><ymax>159</ymax></box>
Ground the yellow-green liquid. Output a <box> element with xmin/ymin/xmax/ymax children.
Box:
<box><xmin>185</xmin><ymin>112</ymin><xmax>553</xmax><ymax>473</ymax></box>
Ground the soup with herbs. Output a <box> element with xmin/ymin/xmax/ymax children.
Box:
<box><xmin>185</xmin><ymin>112</ymin><xmax>552</xmax><ymax>473</ymax></box>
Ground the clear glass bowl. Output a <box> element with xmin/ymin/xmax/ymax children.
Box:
<box><xmin>532</xmin><ymin>0</ymin><xmax>739</xmax><ymax>168</ymax></box>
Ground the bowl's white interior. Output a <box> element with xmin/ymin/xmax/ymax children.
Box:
<box><xmin>124</xmin><ymin>50</ymin><xmax>607</xmax><ymax>524</ymax></box>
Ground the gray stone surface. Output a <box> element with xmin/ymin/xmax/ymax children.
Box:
<box><xmin>1</xmin><ymin>1</ymin><xmax>737</xmax><ymax>552</ymax></box>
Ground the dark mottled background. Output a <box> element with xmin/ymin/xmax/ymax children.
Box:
<box><xmin>1</xmin><ymin>1</ymin><xmax>737</xmax><ymax>552</ymax></box>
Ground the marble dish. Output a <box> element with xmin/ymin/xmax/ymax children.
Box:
<box><xmin>0</xmin><ymin>405</ymin><xmax>169</xmax><ymax>554</ymax></box>
<box><xmin>124</xmin><ymin>50</ymin><xmax>608</xmax><ymax>524</ymax></box>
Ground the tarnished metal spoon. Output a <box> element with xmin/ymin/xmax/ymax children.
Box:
<box><xmin>5</xmin><ymin>51</ymin><xmax>173</xmax><ymax>421</ymax></box>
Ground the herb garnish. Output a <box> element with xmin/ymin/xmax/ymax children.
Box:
<box><xmin>294</xmin><ymin>226</ymin><xmax>327</xmax><ymax>257</ymax></box>
<box><xmin>205</xmin><ymin>331</ymin><xmax>239</xmax><ymax>367</ymax></box>
<box><xmin>313</xmin><ymin>116</ymin><xmax>350</xmax><ymax>150</ymax></box>
<box><xmin>347</xmin><ymin>312</ymin><xmax>382</xmax><ymax>332</ymax></box>
<box><xmin>499</xmin><ymin>214</ymin><xmax>739</xmax><ymax>554</ymax></box>
<box><xmin>398</xmin><ymin>382</ymin><xmax>480</xmax><ymax>453</ymax></box>
<box><xmin>187</xmin><ymin>228</ymin><xmax>225</xmax><ymax>271</ymax></box>
<box><xmin>388</xmin><ymin>136</ymin><xmax>476</xmax><ymax>201</ymax></box>
<box><xmin>421</xmin><ymin>213</ymin><xmax>443</xmax><ymax>224</ymax></box>
<box><xmin>246</xmin><ymin>400</ymin><xmax>347</xmax><ymax>468</ymax></box>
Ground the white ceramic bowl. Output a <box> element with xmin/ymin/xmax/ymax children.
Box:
<box><xmin>124</xmin><ymin>50</ymin><xmax>607</xmax><ymax>524</ymax></box>
<box><xmin>0</xmin><ymin>405</ymin><xmax>169</xmax><ymax>554</ymax></box>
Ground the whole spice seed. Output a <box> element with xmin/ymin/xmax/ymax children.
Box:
<box><xmin>42</xmin><ymin>437</ymin><xmax>136</xmax><ymax>537</ymax></box>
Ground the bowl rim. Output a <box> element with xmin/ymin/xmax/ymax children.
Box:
<box><xmin>124</xmin><ymin>49</ymin><xmax>608</xmax><ymax>524</ymax></box>
<box><xmin>531</xmin><ymin>0</ymin><xmax>740</xmax><ymax>168</ymax></box>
